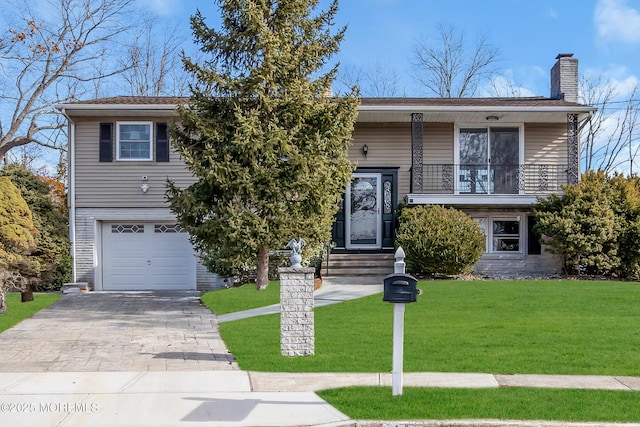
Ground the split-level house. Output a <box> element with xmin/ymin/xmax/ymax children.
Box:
<box><xmin>58</xmin><ymin>53</ymin><xmax>595</xmax><ymax>291</ymax></box>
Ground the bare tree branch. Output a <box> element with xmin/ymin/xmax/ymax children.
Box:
<box><xmin>119</xmin><ymin>16</ymin><xmax>190</xmax><ymax>96</ymax></box>
<box><xmin>580</xmin><ymin>75</ymin><xmax>640</xmax><ymax>175</ymax></box>
<box><xmin>337</xmin><ymin>61</ymin><xmax>403</xmax><ymax>97</ymax></box>
<box><xmin>411</xmin><ymin>24</ymin><xmax>500</xmax><ymax>98</ymax></box>
<box><xmin>0</xmin><ymin>0</ymin><xmax>139</xmax><ymax>160</ymax></box>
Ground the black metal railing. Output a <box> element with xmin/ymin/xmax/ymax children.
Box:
<box><xmin>417</xmin><ymin>164</ymin><xmax>568</xmax><ymax>195</ymax></box>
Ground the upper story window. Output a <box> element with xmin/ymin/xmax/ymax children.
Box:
<box><xmin>455</xmin><ymin>125</ymin><xmax>524</xmax><ymax>195</ymax></box>
<box><xmin>116</xmin><ymin>122</ymin><xmax>153</xmax><ymax>161</ymax></box>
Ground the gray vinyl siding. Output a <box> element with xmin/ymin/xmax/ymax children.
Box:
<box><xmin>350</xmin><ymin>123</ymin><xmax>412</xmax><ymax>198</ymax></box>
<box><xmin>74</xmin><ymin>118</ymin><xmax>195</xmax><ymax>208</ymax></box>
<box><xmin>72</xmin><ymin>113</ymin><xmax>569</xmax><ymax>282</ymax></box>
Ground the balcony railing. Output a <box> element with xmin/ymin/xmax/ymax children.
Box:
<box><xmin>415</xmin><ymin>164</ymin><xmax>568</xmax><ymax>195</ymax></box>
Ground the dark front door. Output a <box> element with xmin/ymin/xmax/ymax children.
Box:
<box><xmin>332</xmin><ymin>168</ymin><xmax>397</xmax><ymax>250</ymax></box>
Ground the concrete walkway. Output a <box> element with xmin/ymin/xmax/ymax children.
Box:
<box><xmin>0</xmin><ymin>285</ymin><xmax>639</xmax><ymax>426</ymax></box>
<box><xmin>218</xmin><ymin>281</ymin><xmax>384</xmax><ymax>323</ymax></box>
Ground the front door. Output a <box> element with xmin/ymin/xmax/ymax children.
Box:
<box><xmin>345</xmin><ymin>173</ymin><xmax>382</xmax><ymax>249</ymax></box>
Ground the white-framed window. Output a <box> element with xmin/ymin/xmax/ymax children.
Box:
<box><xmin>473</xmin><ymin>215</ymin><xmax>521</xmax><ymax>253</ymax></box>
<box><xmin>492</xmin><ymin>218</ymin><xmax>520</xmax><ymax>252</ymax></box>
<box><xmin>116</xmin><ymin>121</ymin><xmax>153</xmax><ymax>161</ymax></box>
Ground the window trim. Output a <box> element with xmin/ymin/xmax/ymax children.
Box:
<box><xmin>492</xmin><ymin>217</ymin><xmax>521</xmax><ymax>253</ymax></box>
<box><xmin>116</xmin><ymin>121</ymin><xmax>153</xmax><ymax>161</ymax></box>
<box><xmin>473</xmin><ymin>215</ymin><xmax>523</xmax><ymax>255</ymax></box>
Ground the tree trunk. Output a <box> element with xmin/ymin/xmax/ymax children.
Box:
<box><xmin>256</xmin><ymin>245</ymin><xmax>269</xmax><ymax>290</ymax></box>
<box><xmin>21</xmin><ymin>285</ymin><xmax>34</xmax><ymax>302</ymax></box>
<box><xmin>0</xmin><ymin>291</ymin><xmax>6</xmax><ymax>313</ymax></box>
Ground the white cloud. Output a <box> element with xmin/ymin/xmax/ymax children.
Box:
<box><xmin>582</xmin><ymin>65</ymin><xmax>640</xmax><ymax>99</ymax></box>
<box><xmin>138</xmin><ymin>0</ymin><xmax>180</xmax><ymax>17</ymax></box>
<box><xmin>480</xmin><ymin>75</ymin><xmax>536</xmax><ymax>98</ymax></box>
<box><xmin>594</xmin><ymin>0</ymin><xmax>640</xmax><ymax>44</ymax></box>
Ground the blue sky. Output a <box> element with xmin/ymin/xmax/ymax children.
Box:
<box><xmin>143</xmin><ymin>0</ymin><xmax>640</xmax><ymax>98</ymax></box>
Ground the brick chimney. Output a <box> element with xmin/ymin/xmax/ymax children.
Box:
<box><xmin>550</xmin><ymin>53</ymin><xmax>578</xmax><ymax>103</ymax></box>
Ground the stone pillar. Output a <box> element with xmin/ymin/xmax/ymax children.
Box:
<box><xmin>279</xmin><ymin>267</ymin><xmax>315</xmax><ymax>357</ymax></box>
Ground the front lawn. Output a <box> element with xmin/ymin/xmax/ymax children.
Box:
<box><xmin>0</xmin><ymin>293</ymin><xmax>62</xmax><ymax>333</ymax></box>
<box><xmin>318</xmin><ymin>387</ymin><xmax>640</xmax><ymax>422</ymax></box>
<box><xmin>202</xmin><ymin>281</ymin><xmax>280</xmax><ymax>315</ymax></box>
<box><xmin>217</xmin><ymin>280</ymin><xmax>640</xmax><ymax>375</ymax></box>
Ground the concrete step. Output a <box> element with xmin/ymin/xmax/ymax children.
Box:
<box><xmin>324</xmin><ymin>252</ymin><xmax>396</xmax><ymax>279</ymax></box>
<box><xmin>326</xmin><ymin>267</ymin><xmax>393</xmax><ymax>276</ymax></box>
<box><xmin>327</xmin><ymin>259</ymin><xmax>396</xmax><ymax>268</ymax></box>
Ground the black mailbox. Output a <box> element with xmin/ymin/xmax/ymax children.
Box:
<box><xmin>383</xmin><ymin>273</ymin><xmax>418</xmax><ymax>303</ymax></box>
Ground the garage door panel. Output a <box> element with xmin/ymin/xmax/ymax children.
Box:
<box><xmin>102</xmin><ymin>222</ymin><xmax>196</xmax><ymax>291</ymax></box>
<box><xmin>106</xmin><ymin>256</ymin><xmax>147</xmax><ymax>268</ymax></box>
<box><xmin>108</xmin><ymin>273</ymin><xmax>147</xmax><ymax>290</ymax></box>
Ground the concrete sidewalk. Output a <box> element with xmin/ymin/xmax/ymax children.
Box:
<box><xmin>0</xmin><ymin>371</ymin><xmax>348</xmax><ymax>427</ymax></box>
<box><xmin>1</xmin><ymin>370</ymin><xmax>640</xmax><ymax>426</ymax></box>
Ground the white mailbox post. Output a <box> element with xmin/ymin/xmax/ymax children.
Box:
<box><xmin>382</xmin><ymin>247</ymin><xmax>419</xmax><ymax>396</ymax></box>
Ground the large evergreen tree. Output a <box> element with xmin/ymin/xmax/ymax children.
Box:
<box><xmin>166</xmin><ymin>0</ymin><xmax>358</xmax><ymax>290</ymax></box>
<box><xmin>0</xmin><ymin>177</ymin><xmax>38</xmax><ymax>312</ymax></box>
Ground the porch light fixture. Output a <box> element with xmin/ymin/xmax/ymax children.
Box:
<box><xmin>486</xmin><ymin>115</ymin><xmax>500</xmax><ymax>121</ymax></box>
<box><xmin>141</xmin><ymin>175</ymin><xmax>149</xmax><ymax>193</ymax></box>
<box><xmin>362</xmin><ymin>144</ymin><xmax>369</xmax><ymax>157</ymax></box>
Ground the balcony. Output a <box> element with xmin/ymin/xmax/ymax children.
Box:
<box><xmin>407</xmin><ymin>164</ymin><xmax>568</xmax><ymax>206</ymax></box>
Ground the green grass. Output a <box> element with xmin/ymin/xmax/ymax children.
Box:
<box><xmin>201</xmin><ymin>281</ymin><xmax>280</xmax><ymax>315</ymax></box>
<box><xmin>317</xmin><ymin>387</ymin><xmax>640</xmax><ymax>422</ymax></box>
<box><xmin>0</xmin><ymin>293</ymin><xmax>62</xmax><ymax>333</ymax></box>
<box><xmin>217</xmin><ymin>280</ymin><xmax>640</xmax><ymax>375</ymax></box>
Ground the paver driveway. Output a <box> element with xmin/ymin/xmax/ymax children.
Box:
<box><xmin>0</xmin><ymin>291</ymin><xmax>238</xmax><ymax>372</ymax></box>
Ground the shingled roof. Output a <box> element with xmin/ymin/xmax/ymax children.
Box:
<box><xmin>63</xmin><ymin>95</ymin><xmax>589</xmax><ymax>109</ymax></box>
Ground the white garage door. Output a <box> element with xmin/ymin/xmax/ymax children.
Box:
<box><xmin>102</xmin><ymin>223</ymin><xmax>196</xmax><ymax>290</ymax></box>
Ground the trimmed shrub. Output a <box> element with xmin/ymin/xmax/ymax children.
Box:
<box><xmin>396</xmin><ymin>205</ymin><xmax>485</xmax><ymax>276</ymax></box>
<box><xmin>534</xmin><ymin>170</ymin><xmax>621</xmax><ymax>276</ymax></box>
<box><xmin>535</xmin><ymin>172</ymin><xmax>640</xmax><ymax>279</ymax></box>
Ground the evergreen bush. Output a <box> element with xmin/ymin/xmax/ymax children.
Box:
<box><xmin>396</xmin><ymin>205</ymin><xmax>485</xmax><ymax>276</ymax></box>
<box><xmin>535</xmin><ymin>171</ymin><xmax>621</xmax><ymax>275</ymax></box>
<box><xmin>1</xmin><ymin>164</ymin><xmax>70</xmax><ymax>291</ymax></box>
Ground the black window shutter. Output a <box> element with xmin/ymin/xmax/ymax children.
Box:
<box><xmin>99</xmin><ymin>123</ymin><xmax>113</xmax><ymax>162</ymax></box>
<box><xmin>527</xmin><ymin>215</ymin><xmax>542</xmax><ymax>255</ymax></box>
<box><xmin>156</xmin><ymin>123</ymin><xmax>169</xmax><ymax>162</ymax></box>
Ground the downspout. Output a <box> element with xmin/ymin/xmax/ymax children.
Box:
<box><xmin>61</xmin><ymin>109</ymin><xmax>77</xmax><ymax>282</ymax></box>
